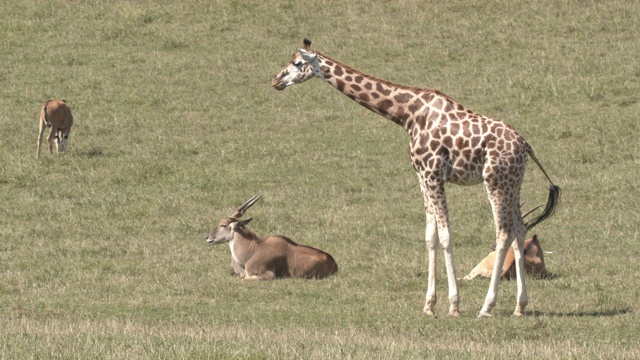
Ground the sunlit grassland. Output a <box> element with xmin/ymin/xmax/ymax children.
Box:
<box><xmin>0</xmin><ymin>0</ymin><xmax>638</xmax><ymax>358</ymax></box>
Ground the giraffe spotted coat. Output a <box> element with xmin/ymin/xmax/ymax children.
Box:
<box><xmin>272</xmin><ymin>39</ymin><xmax>559</xmax><ymax>317</ymax></box>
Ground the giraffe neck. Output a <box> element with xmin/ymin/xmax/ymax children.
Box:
<box><xmin>315</xmin><ymin>53</ymin><xmax>429</xmax><ymax>130</ymax></box>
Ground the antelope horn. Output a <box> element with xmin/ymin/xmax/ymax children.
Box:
<box><xmin>230</xmin><ymin>195</ymin><xmax>263</xmax><ymax>220</ymax></box>
<box><xmin>522</xmin><ymin>203</ymin><xmax>544</xmax><ymax>220</ymax></box>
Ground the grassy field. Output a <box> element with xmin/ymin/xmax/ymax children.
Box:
<box><xmin>1</xmin><ymin>0</ymin><xmax>639</xmax><ymax>358</ymax></box>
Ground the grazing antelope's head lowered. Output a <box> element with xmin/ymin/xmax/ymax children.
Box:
<box><xmin>37</xmin><ymin>99</ymin><xmax>74</xmax><ymax>158</ymax></box>
<box><xmin>206</xmin><ymin>195</ymin><xmax>262</xmax><ymax>245</ymax></box>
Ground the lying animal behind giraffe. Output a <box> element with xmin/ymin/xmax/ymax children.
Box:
<box><xmin>272</xmin><ymin>39</ymin><xmax>560</xmax><ymax>317</ymax></box>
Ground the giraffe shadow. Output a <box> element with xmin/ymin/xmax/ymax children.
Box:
<box><xmin>529</xmin><ymin>307</ymin><xmax>632</xmax><ymax>317</ymax></box>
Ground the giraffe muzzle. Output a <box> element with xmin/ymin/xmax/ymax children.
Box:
<box><xmin>271</xmin><ymin>77</ymin><xmax>286</xmax><ymax>90</ymax></box>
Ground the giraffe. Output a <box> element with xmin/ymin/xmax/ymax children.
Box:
<box><xmin>271</xmin><ymin>39</ymin><xmax>560</xmax><ymax>317</ymax></box>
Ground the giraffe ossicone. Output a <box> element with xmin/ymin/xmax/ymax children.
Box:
<box><xmin>272</xmin><ymin>39</ymin><xmax>560</xmax><ymax>317</ymax></box>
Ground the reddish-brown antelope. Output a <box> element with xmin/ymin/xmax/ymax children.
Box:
<box><xmin>206</xmin><ymin>195</ymin><xmax>338</xmax><ymax>280</ymax></box>
<box><xmin>37</xmin><ymin>99</ymin><xmax>74</xmax><ymax>158</ymax></box>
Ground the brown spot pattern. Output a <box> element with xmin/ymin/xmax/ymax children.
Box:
<box><xmin>394</xmin><ymin>93</ymin><xmax>412</xmax><ymax>104</ymax></box>
<box><xmin>376</xmin><ymin>83</ymin><xmax>392</xmax><ymax>96</ymax></box>
<box><xmin>377</xmin><ymin>99</ymin><xmax>394</xmax><ymax>113</ymax></box>
<box><xmin>305</xmin><ymin>53</ymin><xmax>541</xmax><ymax>294</ymax></box>
<box><xmin>409</xmin><ymin>98</ymin><xmax>425</xmax><ymax>113</ymax></box>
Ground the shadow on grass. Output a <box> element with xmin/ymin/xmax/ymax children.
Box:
<box><xmin>77</xmin><ymin>148</ymin><xmax>104</xmax><ymax>158</ymax></box>
<box><xmin>530</xmin><ymin>308</ymin><xmax>632</xmax><ymax>317</ymax></box>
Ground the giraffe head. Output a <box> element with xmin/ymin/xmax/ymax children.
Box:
<box><xmin>271</xmin><ymin>38</ymin><xmax>324</xmax><ymax>90</ymax></box>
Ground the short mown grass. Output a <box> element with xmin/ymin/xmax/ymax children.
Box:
<box><xmin>1</xmin><ymin>0</ymin><xmax>639</xmax><ymax>358</ymax></box>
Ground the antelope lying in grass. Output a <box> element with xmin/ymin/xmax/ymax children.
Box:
<box><xmin>37</xmin><ymin>99</ymin><xmax>74</xmax><ymax>158</ymax></box>
<box><xmin>206</xmin><ymin>195</ymin><xmax>338</xmax><ymax>280</ymax></box>
<box><xmin>464</xmin><ymin>204</ymin><xmax>553</xmax><ymax>280</ymax></box>
<box><xmin>463</xmin><ymin>234</ymin><xmax>552</xmax><ymax>280</ymax></box>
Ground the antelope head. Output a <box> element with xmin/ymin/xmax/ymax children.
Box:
<box><xmin>206</xmin><ymin>195</ymin><xmax>262</xmax><ymax>245</ymax></box>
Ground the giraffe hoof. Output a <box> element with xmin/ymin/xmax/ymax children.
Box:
<box><xmin>512</xmin><ymin>311</ymin><xmax>525</xmax><ymax>317</ymax></box>
<box><xmin>447</xmin><ymin>311</ymin><xmax>460</xmax><ymax>317</ymax></box>
<box><xmin>477</xmin><ymin>312</ymin><xmax>492</xmax><ymax>319</ymax></box>
<box><xmin>423</xmin><ymin>309</ymin><xmax>435</xmax><ymax>317</ymax></box>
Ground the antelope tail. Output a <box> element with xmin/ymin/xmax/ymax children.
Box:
<box><xmin>43</xmin><ymin>100</ymin><xmax>53</xmax><ymax>127</ymax></box>
<box><xmin>525</xmin><ymin>150</ymin><xmax>561</xmax><ymax>231</ymax></box>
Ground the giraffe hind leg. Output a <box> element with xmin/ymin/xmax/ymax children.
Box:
<box><xmin>478</xmin><ymin>226</ymin><xmax>511</xmax><ymax>318</ymax></box>
<box><xmin>479</xmin><ymin>183</ymin><xmax>526</xmax><ymax>317</ymax></box>
<box><xmin>510</xmin><ymin>207</ymin><xmax>528</xmax><ymax>316</ymax></box>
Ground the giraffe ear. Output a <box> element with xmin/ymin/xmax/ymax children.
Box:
<box><xmin>303</xmin><ymin>38</ymin><xmax>312</xmax><ymax>50</ymax></box>
<box><xmin>299</xmin><ymin>48</ymin><xmax>317</xmax><ymax>63</ymax></box>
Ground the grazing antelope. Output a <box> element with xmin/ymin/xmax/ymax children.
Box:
<box><xmin>206</xmin><ymin>195</ymin><xmax>338</xmax><ymax>280</ymax></box>
<box><xmin>37</xmin><ymin>99</ymin><xmax>74</xmax><ymax>158</ymax></box>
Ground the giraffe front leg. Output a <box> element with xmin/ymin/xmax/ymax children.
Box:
<box><xmin>428</xmin><ymin>180</ymin><xmax>460</xmax><ymax>317</ymax></box>
<box><xmin>438</xmin><ymin>224</ymin><xmax>460</xmax><ymax>317</ymax></box>
<box><xmin>423</xmin><ymin>211</ymin><xmax>438</xmax><ymax>316</ymax></box>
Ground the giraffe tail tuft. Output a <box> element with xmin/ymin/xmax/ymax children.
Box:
<box><xmin>525</xmin><ymin>184</ymin><xmax>561</xmax><ymax>231</ymax></box>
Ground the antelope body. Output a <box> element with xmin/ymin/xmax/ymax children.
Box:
<box><xmin>206</xmin><ymin>195</ymin><xmax>338</xmax><ymax>280</ymax></box>
<box><xmin>463</xmin><ymin>234</ymin><xmax>551</xmax><ymax>281</ymax></box>
<box><xmin>37</xmin><ymin>99</ymin><xmax>73</xmax><ymax>158</ymax></box>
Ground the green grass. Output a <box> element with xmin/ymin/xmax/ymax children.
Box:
<box><xmin>1</xmin><ymin>0</ymin><xmax>639</xmax><ymax>358</ymax></box>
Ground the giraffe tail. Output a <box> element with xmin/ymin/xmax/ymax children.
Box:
<box><xmin>525</xmin><ymin>150</ymin><xmax>561</xmax><ymax>231</ymax></box>
<box><xmin>525</xmin><ymin>184</ymin><xmax>561</xmax><ymax>231</ymax></box>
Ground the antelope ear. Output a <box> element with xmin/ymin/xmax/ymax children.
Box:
<box><xmin>298</xmin><ymin>48</ymin><xmax>317</xmax><ymax>63</ymax></box>
<box><xmin>237</xmin><ymin>218</ymin><xmax>253</xmax><ymax>228</ymax></box>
